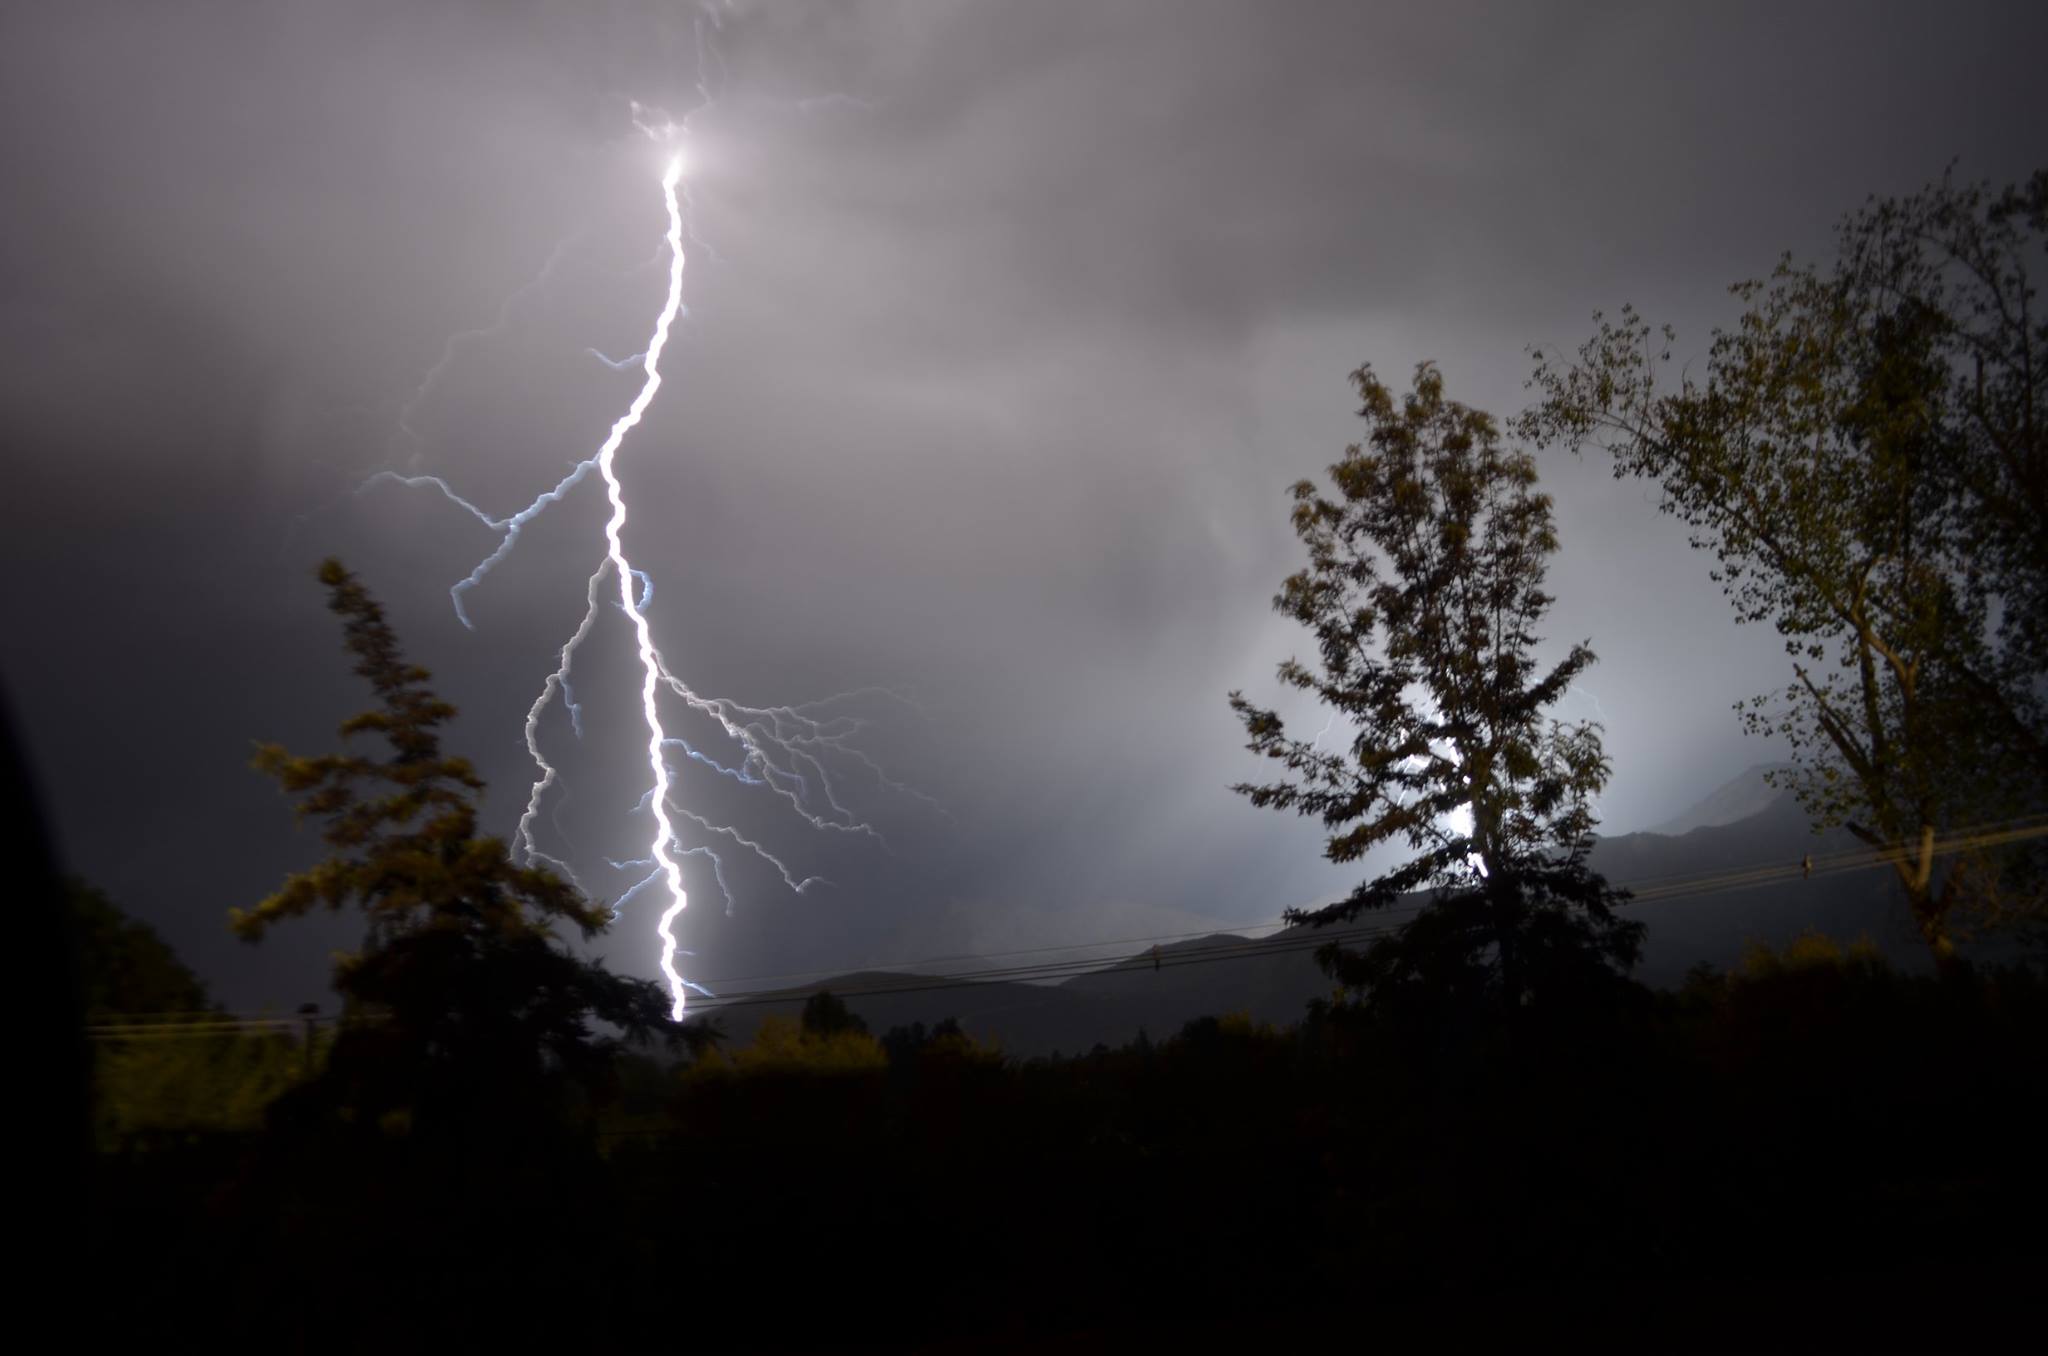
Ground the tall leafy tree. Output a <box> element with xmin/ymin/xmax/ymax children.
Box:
<box><xmin>1520</xmin><ymin>169</ymin><xmax>2047</xmax><ymax>967</ymax></box>
<box><xmin>241</xmin><ymin>559</ymin><xmax>677</xmax><ymax>1134</ymax></box>
<box><xmin>1231</xmin><ymin>363</ymin><xmax>1640</xmax><ymax>1013</ymax></box>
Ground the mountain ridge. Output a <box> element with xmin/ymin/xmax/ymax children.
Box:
<box><xmin>1641</xmin><ymin>762</ymin><xmax>1795</xmax><ymax>837</ymax></box>
<box><xmin>690</xmin><ymin>767</ymin><xmax>1928</xmax><ymax>1056</ymax></box>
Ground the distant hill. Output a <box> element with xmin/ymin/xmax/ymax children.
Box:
<box><xmin>689</xmin><ymin>768</ymin><xmax>1931</xmax><ymax>1057</ymax></box>
<box><xmin>1591</xmin><ymin>787</ymin><xmax>1918</xmax><ymax>986</ymax></box>
<box><xmin>1643</xmin><ymin>762</ymin><xmax>1793</xmax><ymax>836</ymax></box>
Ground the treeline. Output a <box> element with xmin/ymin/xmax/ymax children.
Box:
<box><xmin>88</xmin><ymin>938</ymin><xmax>2048</xmax><ymax>1350</ymax></box>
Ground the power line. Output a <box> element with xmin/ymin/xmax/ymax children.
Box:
<box><xmin>678</xmin><ymin>812</ymin><xmax>2048</xmax><ymax>1015</ymax></box>
<box><xmin>85</xmin><ymin>1018</ymin><xmax>301</xmax><ymax>1037</ymax></box>
<box><xmin>1627</xmin><ymin>812</ymin><xmax>2048</xmax><ymax>902</ymax></box>
<box><xmin>678</xmin><ymin>921</ymin><xmax>1417</xmax><ymax>1016</ymax></box>
<box><xmin>678</xmin><ymin>918</ymin><xmax>1317</xmax><ymax>992</ymax></box>
<box><xmin>77</xmin><ymin>926</ymin><xmax>1408</xmax><ymax>1039</ymax></box>
<box><xmin>86</xmin><ymin>811</ymin><xmax>2048</xmax><ymax>1038</ymax></box>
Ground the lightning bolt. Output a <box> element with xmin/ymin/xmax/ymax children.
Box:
<box><xmin>341</xmin><ymin>19</ymin><xmax>914</xmax><ymax>1022</ymax></box>
<box><xmin>359</xmin><ymin>459</ymin><xmax>601</xmax><ymax>629</ymax></box>
<box><xmin>461</xmin><ymin>142</ymin><xmax>911</xmax><ymax>1021</ymax></box>
<box><xmin>590</xmin><ymin>152</ymin><xmax>692</xmax><ymax>1018</ymax></box>
<box><xmin>399</xmin><ymin>148</ymin><xmax>710</xmax><ymax>1015</ymax></box>
<box><xmin>393</xmin><ymin>233</ymin><xmax>582</xmax><ymax>471</ymax></box>
<box><xmin>517</xmin><ymin>561</ymin><xmax>610</xmax><ymax>891</ymax></box>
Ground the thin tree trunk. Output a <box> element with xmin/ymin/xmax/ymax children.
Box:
<box><xmin>1893</xmin><ymin>822</ymin><xmax>1962</xmax><ymax>976</ymax></box>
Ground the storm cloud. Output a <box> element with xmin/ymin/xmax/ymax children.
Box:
<box><xmin>4</xmin><ymin>0</ymin><xmax>2041</xmax><ymax>1008</ymax></box>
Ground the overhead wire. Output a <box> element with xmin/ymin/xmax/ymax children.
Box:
<box><xmin>85</xmin><ymin>809</ymin><xmax>2048</xmax><ymax>1038</ymax></box>
<box><xmin>678</xmin><ymin>810</ymin><xmax>2048</xmax><ymax>1014</ymax></box>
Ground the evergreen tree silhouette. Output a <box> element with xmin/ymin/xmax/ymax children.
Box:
<box><xmin>241</xmin><ymin>559</ymin><xmax>681</xmax><ymax>1137</ymax></box>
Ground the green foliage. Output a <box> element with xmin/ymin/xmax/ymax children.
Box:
<box><xmin>93</xmin><ymin>1032</ymin><xmax>314</xmax><ymax>1148</ymax></box>
<box><xmin>1735</xmin><ymin>929</ymin><xmax>1886</xmax><ymax>982</ymax></box>
<box><xmin>1522</xmin><ymin>169</ymin><xmax>2048</xmax><ymax>962</ymax></box>
<box><xmin>70</xmin><ymin>879</ymin><xmax>317</xmax><ymax>1146</ymax></box>
<box><xmin>692</xmin><ymin>1014</ymin><xmax>889</xmax><ymax>1076</ymax></box>
<box><xmin>238</xmin><ymin>560</ymin><xmax>609</xmax><ymax>948</ymax></box>
<box><xmin>1231</xmin><ymin>362</ymin><xmax>1640</xmax><ymax>1012</ymax></box>
<box><xmin>245</xmin><ymin>559</ymin><xmax>681</xmax><ymax>1136</ymax></box>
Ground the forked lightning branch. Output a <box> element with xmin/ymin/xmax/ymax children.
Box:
<box><xmin>363</xmin><ymin>117</ymin><xmax>911</xmax><ymax>1020</ymax></box>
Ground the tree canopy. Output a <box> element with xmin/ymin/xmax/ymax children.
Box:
<box><xmin>1231</xmin><ymin>363</ymin><xmax>1639</xmax><ymax>1013</ymax></box>
<box><xmin>1521</xmin><ymin>168</ymin><xmax>2048</xmax><ymax>964</ymax></box>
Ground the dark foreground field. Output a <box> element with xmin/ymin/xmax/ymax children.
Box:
<box><xmin>79</xmin><ymin>951</ymin><xmax>2048</xmax><ymax>1353</ymax></box>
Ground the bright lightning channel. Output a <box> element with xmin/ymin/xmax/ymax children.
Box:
<box><xmin>593</xmin><ymin>153</ymin><xmax>693</xmax><ymax>1018</ymax></box>
<box><xmin>358</xmin><ymin>65</ymin><xmax>918</xmax><ymax>1024</ymax></box>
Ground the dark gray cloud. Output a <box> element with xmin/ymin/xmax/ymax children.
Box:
<box><xmin>4</xmin><ymin>0</ymin><xmax>2041</xmax><ymax>1009</ymax></box>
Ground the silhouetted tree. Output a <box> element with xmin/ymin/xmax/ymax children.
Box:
<box><xmin>1522</xmin><ymin>169</ymin><xmax>2048</xmax><ymax>966</ymax></box>
<box><xmin>70</xmin><ymin>879</ymin><xmax>213</xmax><ymax>1017</ymax></box>
<box><xmin>67</xmin><ymin>880</ymin><xmax>308</xmax><ymax>1146</ymax></box>
<box><xmin>879</xmin><ymin>1017</ymin><xmax>998</xmax><ymax>1084</ymax></box>
<box><xmin>800</xmin><ymin>988</ymin><xmax>869</xmax><ymax>1038</ymax></box>
<box><xmin>1232</xmin><ymin>363</ymin><xmax>1640</xmax><ymax>1013</ymax></box>
<box><xmin>882</xmin><ymin>1020</ymin><xmax>931</xmax><ymax>1067</ymax></box>
<box><xmin>240</xmin><ymin>559</ymin><xmax>678</xmax><ymax>1137</ymax></box>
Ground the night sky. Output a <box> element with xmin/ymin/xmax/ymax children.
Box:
<box><xmin>4</xmin><ymin>0</ymin><xmax>2042</xmax><ymax>1013</ymax></box>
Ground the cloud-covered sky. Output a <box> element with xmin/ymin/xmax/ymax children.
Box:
<box><xmin>4</xmin><ymin>0</ymin><xmax>2041</xmax><ymax>1010</ymax></box>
